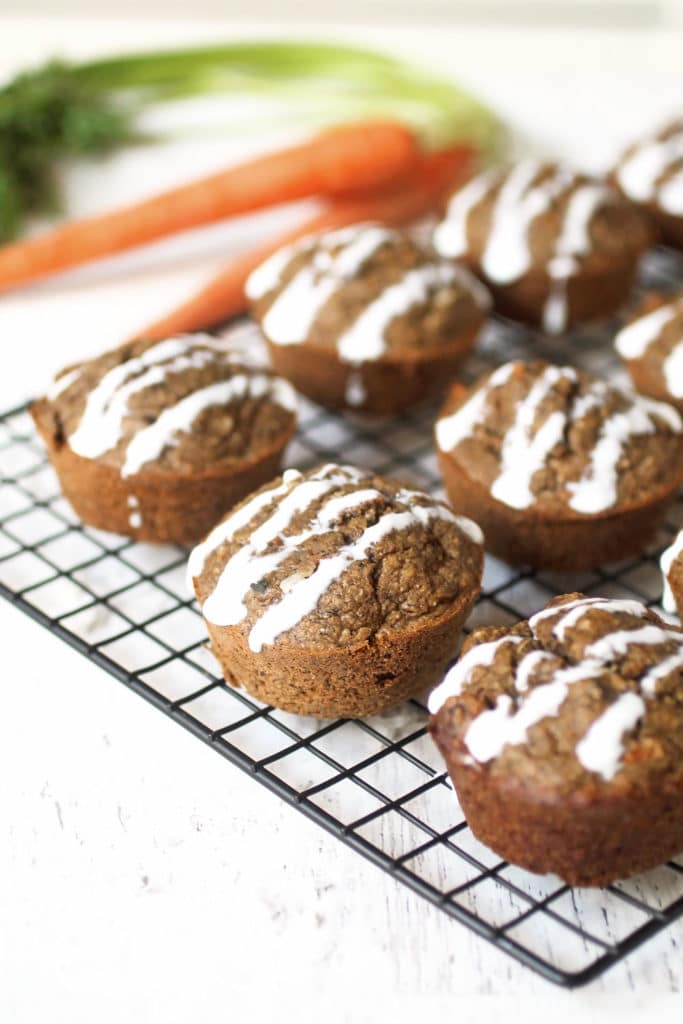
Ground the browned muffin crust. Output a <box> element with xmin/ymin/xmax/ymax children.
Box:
<box><xmin>435</xmin><ymin>360</ymin><xmax>683</xmax><ymax>569</ymax></box>
<box><xmin>189</xmin><ymin>463</ymin><xmax>484</xmax><ymax>718</ymax></box>
<box><xmin>429</xmin><ymin>592</ymin><xmax>683</xmax><ymax>886</ymax></box>
<box><xmin>612</xmin><ymin>120</ymin><xmax>683</xmax><ymax>250</ymax></box>
<box><xmin>433</xmin><ymin>161</ymin><xmax>652</xmax><ymax>333</ymax></box>
<box><xmin>32</xmin><ymin>334</ymin><xmax>297</xmax><ymax>544</ymax></box>
<box><xmin>614</xmin><ymin>290</ymin><xmax>683</xmax><ymax>411</ymax></box>
<box><xmin>246</xmin><ymin>223</ymin><xmax>490</xmax><ymax>413</ymax></box>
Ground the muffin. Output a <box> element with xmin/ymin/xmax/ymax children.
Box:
<box><xmin>32</xmin><ymin>334</ymin><xmax>297</xmax><ymax>544</ymax></box>
<box><xmin>435</xmin><ymin>360</ymin><xmax>683</xmax><ymax>569</ymax></box>
<box><xmin>662</xmin><ymin>529</ymin><xmax>683</xmax><ymax>618</ymax></box>
<box><xmin>433</xmin><ymin>161</ymin><xmax>652</xmax><ymax>333</ymax></box>
<box><xmin>615</xmin><ymin>290</ymin><xmax>683</xmax><ymax>410</ymax></box>
<box><xmin>429</xmin><ymin>592</ymin><xmax>683</xmax><ymax>886</ymax></box>
<box><xmin>189</xmin><ymin>462</ymin><xmax>484</xmax><ymax>718</ymax></box>
<box><xmin>245</xmin><ymin>222</ymin><xmax>490</xmax><ymax>414</ymax></box>
<box><xmin>613</xmin><ymin>120</ymin><xmax>683</xmax><ymax>249</ymax></box>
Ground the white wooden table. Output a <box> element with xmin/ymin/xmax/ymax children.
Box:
<box><xmin>2</xmin><ymin>14</ymin><xmax>683</xmax><ymax>1022</ymax></box>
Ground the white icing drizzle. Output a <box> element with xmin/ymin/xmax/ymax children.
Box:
<box><xmin>127</xmin><ymin>494</ymin><xmax>142</xmax><ymax>529</ymax></box>
<box><xmin>490</xmin><ymin>365</ymin><xmax>574</xmax><ymax>509</ymax></box>
<box><xmin>249</xmin><ymin>223</ymin><xmax>488</xmax><ymax>371</ymax></box>
<box><xmin>246</xmin><ymin>498</ymin><xmax>468</xmax><ymax>653</ymax></box>
<box><xmin>482</xmin><ymin>162</ymin><xmax>573</xmax><ymax>285</ymax></box>
<box><xmin>541</xmin><ymin>183</ymin><xmax>611</xmax><ymax>335</ymax></box>
<box><xmin>615</xmin><ymin>297</ymin><xmax>683</xmax><ymax>402</ymax></box>
<box><xmin>247</xmin><ymin>509</ymin><xmax>414</xmax><ymax>653</ymax></box>
<box><xmin>256</xmin><ymin>226</ymin><xmax>393</xmax><ymax>347</ymax></box>
<box><xmin>534</xmin><ymin>595</ymin><xmax>646</xmax><ymax>640</ymax></box>
<box><xmin>433</xmin><ymin>168</ymin><xmax>500</xmax><ymax>258</ymax></box>
<box><xmin>437</xmin><ymin>362</ymin><xmax>682</xmax><ymax>515</ymax></box>
<box><xmin>427</xmin><ymin>636</ymin><xmax>524</xmax><ymax>714</ymax></box>
<box><xmin>661</xmin><ymin>529</ymin><xmax>683</xmax><ymax>613</ymax></box>
<box><xmin>345</xmin><ymin>372</ymin><xmax>366</xmax><ymax>407</ymax></box>
<box><xmin>199</xmin><ymin>466</ymin><xmax>367</xmax><ymax>627</ymax></box>
<box><xmin>617</xmin><ymin>127</ymin><xmax>683</xmax><ymax>210</ymax></box>
<box><xmin>584</xmin><ymin>622</ymin><xmax>683</xmax><ymax>662</ymax></box>
<box><xmin>120</xmin><ymin>374</ymin><xmax>294</xmax><ymax>479</ymax></box>
<box><xmin>187</xmin><ymin>469</ymin><xmax>301</xmax><ymax>584</ymax></box>
<box><xmin>67</xmin><ymin>336</ymin><xmax>216</xmax><ymax>459</ymax></box>
<box><xmin>245</xmin><ymin>242</ymin><xmax>300</xmax><ymax>300</ymax></box>
<box><xmin>316</xmin><ymin>488</ymin><xmax>384</xmax><ymax>525</ymax></box>
<box><xmin>659</xmin><ymin>170</ymin><xmax>683</xmax><ymax>215</ymax></box>
<box><xmin>614</xmin><ymin>300</ymin><xmax>681</xmax><ymax>359</ymax></box>
<box><xmin>575</xmin><ymin>691</ymin><xmax>646</xmax><ymax>781</ymax></box>
<box><xmin>465</xmin><ymin>661</ymin><xmax>603</xmax><ymax>764</ymax></box>
<box><xmin>336</xmin><ymin>263</ymin><xmax>467</xmax><ymax>366</ymax></box>
<box><xmin>193</xmin><ymin>464</ymin><xmax>482</xmax><ymax>650</ymax></box>
<box><xmin>664</xmin><ymin>344</ymin><xmax>683</xmax><ymax>399</ymax></box>
<box><xmin>641</xmin><ymin>648</ymin><xmax>683</xmax><ymax>697</ymax></box>
<box><xmin>62</xmin><ymin>333</ymin><xmax>296</xmax><ymax>484</ymax></box>
<box><xmin>514</xmin><ymin>649</ymin><xmax>554</xmax><ymax>692</ymax></box>
<box><xmin>542</xmin><ymin>257</ymin><xmax>574</xmax><ymax>335</ymax></box>
<box><xmin>435</xmin><ymin>362</ymin><xmax>516</xmax><ymax>454</ymax></box>
<box><xmin>46</xmin><ymin>367</ymin><xmax>81</xmax><ymax>401</ymax></box>
<box><xmin>434</xmin><ymin>594</ymin><xmax>683</xmax><ymax>781</ymax></box>
<box><xmin>566</xmin><ymin>390</ymin><xmax>682</xmax><ymax>514</ymax></box>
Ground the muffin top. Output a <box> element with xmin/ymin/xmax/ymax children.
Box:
<box><xmin>190</xmin><ymin>462</ymin><xmax>484</xmax><ymax>652</ymax></box>
<box><xmin>433</xmin><ymin>161</ymin><xmax>650</xmax><ymax>286</ymax></box>
<box><xmin>37</xmin><ymin>334</ymin><xmax>297</xmax><ymax>477</ymax></box>
<box><xmin>662</xmin><ymin>529</ymin><xmax>683</xmax><ymax>613</ymax></box>
<box><xmin>615</xmin><ymin>291</ymin><xmax>683</xmax><ymax>402</ymax></box>
<box><xmin>435</xmin><ymin>359</ymin><xmax>683</xmax><ymax>516</ymax></box>
<box><xmin>245</xmin><ymin>223</ymin><xmax>490</xmax><ymax>364</ymax></box>
<box><xmin>614</xmin><ymin>120</ymin><xmax>683</xmax><ymax>218</ymax></box>
<box><xmin>429</xmin><ymin>593</ymin><xmax>683</xmax><ymax>793</ymax></box>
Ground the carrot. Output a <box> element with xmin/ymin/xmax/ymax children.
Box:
<box><xmin>0</xmin><ymin>121</ymin><xmax>418</xmax><ymax>293</ymax></box>
<box><xmin>137</xmin><ymin>145</ymin><xmax>474</xmax><ymax>341</ymax></box>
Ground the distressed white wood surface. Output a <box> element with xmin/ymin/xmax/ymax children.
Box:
<box><xmin>2</xmin><ymin>14</ymin><xmax>683</xmax><ymax>1022</ymax></box>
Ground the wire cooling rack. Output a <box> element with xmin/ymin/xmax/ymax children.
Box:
<box><xmin>3</xmin><ymin>251</ymin><xmax>683</xmax><ymax>989</ymax></box>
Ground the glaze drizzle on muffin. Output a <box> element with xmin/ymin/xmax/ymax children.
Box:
<box><xmin>616</xmin><ymin>120</ymin><xmax>683</xmax><ymax>217</ymax></box>
<box><xmin>190</xmin><ymin>462</ymin><xmax>483</xmax><ymax>653</ymax></box>
<box><xmin>246</xmin><ymin>222</ymin><xmax>489</xmax><ymax>367</ymax></box>
<box><xmin>435</xmin><ymin>360</ymin><xmax>682</xmax><ymax>515</ymax></box>
<box><xmin>615</xmin><ymin>293</ymin><xmax>683</xmax><ymax>405</ymax></box>
<box><xmin>434</xmin><ymin>161</ymin><xmax>646</xmax><ymax>333</ymax></box>
<box><xmin>429</xmin><ymin>594</ymin><xmax>683</xmax><ymax>782</ymax></box>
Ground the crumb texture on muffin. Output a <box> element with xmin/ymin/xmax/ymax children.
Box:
<box><xmin>615</xmin><ymin>291</ymin><xmax>683</xmax><ymax>405</ymax></box>
<box><xmin>190</xmin><ymin>462</ymin><xmax>483</xmax><ymax>654</ymax></box>
<box><xmin>41</xmin><ymin>334</ymin><xmax>296</xmax><ymax>476</ymax></box>
<box><xmin>433</xmin><ymin>161</ymin><xmax>649</xmax><ymax>332</ymax></box>
<box><xmin>429</xmin><ymin>593</ymin><xmax>683</xmax><ymax>789</ymax></box>
<box><xmin>246</xmin><ymin>223</ymin><xmax>489</xmax><ymax>364</ymax></box>
<box><xmin>435</xmin><ymin>359</ymin><xmax>683</xmax><ymax>516</ymax></box>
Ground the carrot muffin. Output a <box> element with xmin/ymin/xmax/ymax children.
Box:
<box><xmin>189</xmin><ymin>463</ymin><xmax>484</xmax><ymax>718</ymax></box>
<box><xmin>615</xmin><ymin>290</ymin><xmax>683</xmax><ymax>410</ymax></box>
<box><xmin>662</xmin><ymin>529</ymin><xmax>683</xmax><ymax>619</ymax></box>
<box><xmin>613</xmin><ymin>120</ymin><xmax>683</xmax><ymax>249</ymax></box>
<box><xmin>246</xmin><ymin>223</ymin><xmax>490</xmax><ymax>414</ymax></box>
<box><xmin>429</xmin><ymin>593</ymin><xmax>683</xmax><ymax>886</ymax></box>
<box><xmin>435</xmin><ymin>360</ymin><xmax>683</xmax><ymax>569</ymax></box>
<box><xmin>32</xmin><ymin>334</ymin><xmax>297</xmax><ymax>544</ymax></box>
<box><xmin>433</xmin><ymin>161</ymin><xmax>651</xmax><ymax>333</ymax></box>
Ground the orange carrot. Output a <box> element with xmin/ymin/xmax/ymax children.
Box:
<box><xmin>137</xmin><ymin>145</ymin><xmax>474</xmax><ymax>341</ymax></box>
<box><xmin>0</xmin><ymin>121</ymin><xmax>419</xmax><ymax>293</ymax></box>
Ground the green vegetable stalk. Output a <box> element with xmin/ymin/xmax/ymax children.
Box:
<box><xmin>0</xmin><ymin>41</ymin><xmax>503</xmax><ymax>243</ymax></box>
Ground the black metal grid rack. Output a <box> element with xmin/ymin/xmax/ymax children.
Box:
<box><xmin>3</xmin><ymin>251</ymin><xmax>683</xmax><ymax>989</ymax></box>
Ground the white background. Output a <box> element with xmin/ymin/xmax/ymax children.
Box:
<box><xmin>2</xmin><ymin>11</ymin><xmax>683</xmax><ymax>1024</ymax></box>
